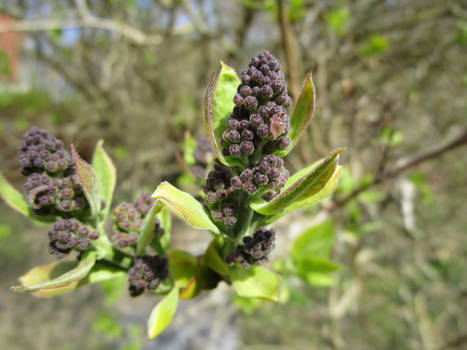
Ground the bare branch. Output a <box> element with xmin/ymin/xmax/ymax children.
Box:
<box><xmin>331</xmin><ymin>129</ymin><xmax>467</xmax><ymax>210</ymax></box>
<box><xmin>0</xmin><ymin>16</ymin><xmax>164</xmax><ymax>46</ymax></box>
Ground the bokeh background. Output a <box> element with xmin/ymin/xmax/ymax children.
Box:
<box><xmin>0</xmin><ymin>1</ymin><xmax>466</xmax><ymax>349</ymax></box>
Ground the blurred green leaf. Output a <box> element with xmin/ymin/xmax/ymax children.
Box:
<box><xmin>92</xmin><ymin>140</ymin><xmax>116</xmax><ymax>220</ymax></box>
<box><xmin>230</xmin><ymin>265</ymin><xmax>281</xmax><ymax>302</ymax></box>
<box><xmin>361</xmin><ymin>34</ymin><xmax>389</xmax><ymax>57</ymax></box>
<box><xmin>454</xmin><ymin>21</ymin><xmax>467</xmax><ymax>46</ymax></box>
<box><xmin>0</xmin><ymin>50</ymin><xmax>11</xmax><ymax>75</ymax></box>
<box><xmin>100</xmin><ymin>274</ymin><xmax>127</xmax><ymax>306</ymax></box>
<box><xmin>292</xmin><ymin>219</ymin><xmax>335</xmax><ymax>261</ymax></box>
<box><xmin>14</xmin><ymin>117</ymin><xmax>29</xmax><ymax>132</ymax></box>
<box><xmin>234</xmin><ymin>294</ymin><xmax>263</xmax><ymax>315</ymax></box>
<box><xmin>115</xmin><ymin>146</ymin><xmax>129</xmax><ymax>160</ymax></box>
<box><xmin>152</xmin><ymin>181</ymin><xmax>220</xmax><ymax>233</ymax></box>
<box><xmin>0</xmin><ymin>224</ymin><xmax>11</xmax><ymax>239</ymax></box>
<box><xmin>251</xmin><ymin>149</ymin><xmax>343</xmax><ymax>215</ymax></box>
<box><xmin>147</xmin><ymin>287</ymin><xmax>179</xmax><ymax>339</ymax></box>
<box><xmin>204</xmin><ymin>239</ymin><xmax>230</xmax><ymax>278</ymax></box>
<box><xmin>296</xmin><ymin>257</ymin><xmax>340</xmax><ymax>286</ymax></box>
<box><xmin>93</xmin><ymin>312</ymin><xmax>122</xmax><ymax>339</ymax></box>
<box><xmin>324</xmin><ymin>7</ymin><xmax>350</xmax><ymax>35</ymax></box>
<box><xmin>183</xmin><ymin>132</ymin><xmax>197</xmax><ymax>166</ymax></box>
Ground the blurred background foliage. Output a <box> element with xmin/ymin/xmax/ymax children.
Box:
<box><xmin>0</xmin><ymin>0</ymin><xmax>466</xmax><ymax>349</ymax></box>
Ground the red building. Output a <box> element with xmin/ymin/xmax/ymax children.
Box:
<box><xmin>0</xmin><ymin>13</ymin><xmax>21</xmax><ymax>82</ymax></box>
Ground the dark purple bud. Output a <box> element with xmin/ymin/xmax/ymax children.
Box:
<box><xmin>240</xmin><ymin>168</ymin><xmax>253</xmax><ymax>182</ymax></box>
<box><xmin>254</xmin><ymin>173</ymin><xmax>269</xmax><ymax>185</ymax></box>
<box><xmin>89</xmin><ymin>230</ymin><xmax>99</xmax><ymax>240</ymax></box>
<box><xmin>60</xmin><ymin>200</ymin><xmax>73</xmax><ymax>211</ymax></box>
<box><xmin>239</xmin><ymin>85</ymin><xmax>252</xmax><ymax>97</ymax></box>
<box><xmin>251</xmin><ymin>70</ymin><xmax>263</xmax><ymax>84</ymax></box>
<box><xmin>260</xmin><ymin>85</ymin><xmax>273</xmax><ymax>99</ymax></box>
<box><xmin>271</xmin><ymin>80</ymin><xmax>284</xmax><ymax>94</ymax></box>
<box><xmin>244</xmin><ymin>181</ymin><xmax>259</xmax><ymax>194</ymax></box>
<box><xmin>227</xmin><ymin>118</ymin><xmax>240</xmax><ymax>130</ymax></box>
<box><xmin>258</xmin><ymin>106</ymin><xmax>270</xmax><ymax>119</ymax></box>
<box><xmin>277</xmin><ymin>136</ymin><xmax>291</xmax><ymax>149</ymax></box>
<box><xmin>229</xmin><ymin>144</ymin><xmax>242</xmax><ymax>158</ymax></box>
<box><xmin>241</xmin><ymin>72</ymin><xmax>251</xmax><ymax>84</ymax></box>
<box><xmin>241</xmin><ymin>141</ymin><xmax>254</xmax><ymax>155</ymax></box>
<box><xmin>257</xmin><ymin>124</ymin><xmax>270</xmax><ymax>138</ymax></box>
<box><xmin>252</xmin><ymin>86</ymin><xmax>261</xmax><ymax>97</ymax></box>
<box><xmin>239</xmin><ymin>120</ymin><xmax>250</xmax><ymax>130</ymax></box>
<box><xmin>231</xmin><ymin>176</ymin><xmax>243</xmax><ymax>189</ymax></box>
<box><xmin>260</xmin><ymin>64</ymin><xmax>270</xmax><ymax>75</ymax></box>
<box><xmin>234</xmin><ymin>93</ymin><xmax>244</xmax><ymax>106</ymax></box>
<box><xmin>249</xmin><ymin>114</ymin><xmax>263</xmax><ymax>129</ymax></box>
<box><xmin>223</xmin><ymin>216</ymin><xmax>237</xmax><ymax>227</ymax></box>
<box><xmin>244</xmin><ymin>96</ymin><xmax>258</xmax><ymax>112</ymax></box>
<box><xmin>211</xmin><ymin>210</ymin><xmax>223</xmax><ymax>222</ymax></box>
<box><xmin>242</xmin><ymin>129</ymin><xmax>254</xmax><ymax>141</ymax></box>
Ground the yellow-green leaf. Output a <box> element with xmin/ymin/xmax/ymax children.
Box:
<box><xmin>147</xmin><ymin>287</ymin><xmax>179</xmax><ymax>339</ymax></box>
<box><xmin>230</xmin><ymin>265</ymin><xmax>281</xmax><ymax>302</ymax></box>
<box><xmin>11</xmin><ymin>252</ymin><xmax>96</xmax><ymax>293</ymax></box>
<box><xmin>92</xmin><ymin>140</ymin><xmax>116</xmax><ymax>220</ymax></box>
<box><xmin>152</xmin><ymin>181</ymin><xmax>219</xmax><ymax>234</ymax></box>
<box><xmin>136</xmin><ymin>200</ymin><xmax>163</xmax><ymax>256</ymax></box>
<box><xmin>251</xmin><ymin>149</ymin><xmax>343</xmax><ymax>215</ymax></box>
<box><xmin>204</xmin><ymin>62</ymin><xmax>241</xmax><ymax>167</ymax></box>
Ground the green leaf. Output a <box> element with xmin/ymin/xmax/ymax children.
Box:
<box><xmin>92</xmin><ymin>140</ymin><xmax>116</xmax><ymax>220</ymax></box>
<box><xmin>292</xmin><ymin>220</ymin><xmax>335</xmax><ymax>261</ymax></box>
<box><xmin>136</xmin><ymin>201</ymin><xmax>164</xmax><ymax>256</ymax></box>
<box><xmin>204</xmin><ymin>239</ymin><xmax>230</xmax><ymax>278</ymax></box>
<box><xmin>152</xmin><ymin>181</ymin><xmax>219</xmax><ymax>234</ymax></box>
<box><xmin>276</xmin><ymin>71</ymin><xmax>315</xmax><ymax>157</ymax></box>
<box><xmin>11</xmin><ymin>252</ymin><xmax>96</xmax><ymax>293</ymax></box>
<box><xmin>295</xmin><ymin>255</ymin><xmax>341</xmax><ymax>286</ymax></box>
<box><xmin>183</xmin><ymin>132</ymin><xmax>197</xmax><ymax>166</ymax></box>
<box><xmin>156</xmin><ymin>207</ymin><xmax>172</xmax><ymax>253</ymax></box>
<box><xmin>264</xmin><ymin>165</ymin><xmax>342</xmax><ymax>224</ymax></box>
<box><xmin>147</xmin><ymin>287</ymin><xmax>179</xmax><ymax>339</ymax></box>
<box><xmin>0</xmin><ymin>171</ymin><xmax>30</xmax><ymax>217</ymax></box>
<box><xmin>230</xmin><ymin>265</ymin><xmax>281</xmax><ymax>302</ymax></box>
<box><xmin>21</xmin><ymin>262</ymin><xmax>125</xmax><ymax>298</ymax></box>
<box><xmin>251</xmin><ymin>149</ymin><xmax>343</xmax><ymax>215</ymax></box>
<box><xmin>168</xmin><ymin>250</ymin><xmax>198</xmax><ymax>288</ymax></box>
<box><xmin>0</xmin><ymin>171</ymin><xmax>54</xmax><ymax>223</ymax></box>
<box><xmin>71</xmin><ymin>145</ymin><xmax>100</xmax><ymax>219</ymax></box>
<box><xmin>204</xmin><ymin>62</ymin><xmax>241</xmax><ymax>167</ymax></box>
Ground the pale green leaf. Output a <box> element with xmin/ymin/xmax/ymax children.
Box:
<box><xmin>92</xmin><ymin>140</ymin><xmax>116</xmax><ymax>220</ymax></box>
<box><xmin>292</xmin><ymin>219</ymin><xmax>335</xmax><ymax>261</ymax></box>
<box><xmin>147</xmin><ymin>287</ymin><xmax>179</xmax><ymax>339</ymax></box>
<box><xmin>11</xmin><ymin>252</ymin><xmax>96</xmax><ymax>293</ymax></box>
<box><xmin>168</xmin><ymin>250</ymin><xmax>197</xmax><ymax>288</ymax></box>
<box><xmin>136</xmin><ymin>201</ymin><xmax>163</xmax><ymax>256</ymax></box>
<box><xmin>152</xmin><ymin>181</ymin><xmax>219</xmax><ymax>234</ymax></box>
<box><xmin>230</xmin><ymin>265</ymin><xmax>281</xmax><ymax>302</ymax></box>
<box><xmin>251</xmin><ymin>149</ymin><xmax>343</xmax><ymax>215</ymax></box>
<box><xmin>204</xmin><ymin>62</ymin><xmax>241</xmax><ymax>167</ymax></box>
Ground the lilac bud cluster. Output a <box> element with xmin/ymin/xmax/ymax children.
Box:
<box><xmin>48</xmin><ymin>219</ymin><xmax>99</xmax><ymax>258</ymax></box>
<box><xmin>111</xmin><ymin>192</ymin><xmax>164</xmax><ymax>249</ymax></box>
<box><xmin>230</xmin><ymin>154</ymin><xmax>289</xmax><ymax>199</ymax></box>
<box><xmin>225</xmin><ymin>227</ymin><xmax>276</xmax><ymax>268</ymax></box>
<box><xmin>221</xmin><ymin>51</ymin><xmax>292</xmax><ymax>161</ymax></box>
<box><xmin>191</xmin><ymin>136</ymin><xmax>215</xmax><ymax>179</ymax></box>
<box><xmin>24</xmin><ymin>169</ymin><xmax>87</xmax><ymax>214</ymax></box>
<box><xmin>19</xmin><ymin>126</ymin><xmax>73</xmax><ymax>176</ymax></box>
<box><xmin>203</xmin><ymin>162</ymin><xmax>238</xmax><ymax>228</ymax></box>
<box><xmin>18</xmin><ymin>127</ymin><xmax>88</xmax><ymax>217</ymax></box>
<box><xmin>128</xmin><ymin>255</ymin><xmax>169</xmax><ymax>297</ymax></box>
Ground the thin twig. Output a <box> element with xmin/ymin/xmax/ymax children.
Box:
<box><xmin>331</xmin><ymin>129</ymin><xmax>467</xmax><ymax>210</ymax></box>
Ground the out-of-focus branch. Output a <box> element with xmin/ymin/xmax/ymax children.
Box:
<box><xmin>0</xmin><ymin>8</ymin><xmax>166</xmax><ymax>46</ymax></box>
<box><xmin>276</xmin><ymin>0</ymin><xmax>301</xmax><ymax>98</ymax></box>
<box><xmin>331</xmin><ymin>129</ymin><xmax>467</xmax><ymax>210</ymax></box>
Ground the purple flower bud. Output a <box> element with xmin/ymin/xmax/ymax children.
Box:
<box><xmin>234</xmin><ymin>93</ymin><xmax>244</xmax><ymax>106</ymax></box>
<box><xmin>227</xmin><ymin>130</ymin><xmax>241</xmax><ymax>143</ymax></box>
<box><xmin>258</xmin><ymin>106</ymin><xmax>270</xmax><ymax>119</ymax></box>
<box><xmin>252</xmin><ymin>86</ymin><xmax>261</xmax><ymax>97</ymax></box>
<box><xmin>241</xmin><ymin>141</ymin><xmax>254</xmax><ymax>155</ymax></box>
<box><xmin>229</xmin><ymin>144</ymin><xmax>242</xmax><ymax>158</ymax></box>
<box><xmin>257</xmin><ymin>124</ymin><xmax>270</xmax><ymax>138</ymax></box>
<box><xmin>223</xmin><ymin>216</ymin><xmax>237</xmax><ymax>227</ymax></box>
<box><xmin>240</xmin><ymin>169</ymin><xmax>253</xmax><ymax>182</ymax></box>
<box><xmin>260</xmin><ymin>85</ymin><xmax>273</xmax><ymax>99</ymax></box>
<box><xmin>239</xmin><ymin>120</ymin><xmax>250</xmax><ymax>130</ymax></box>
<box><xmin>271</xmin><ymin>80</ymin><xmax>284</xmax><ymax>94</ymax></box>
<box><xmin>241</xmin><ymin>72</ymin><xmax>251</xmax><ymax>84</ymax></box>
<box><xmin>231</xmin><ymin>176</ymin><xmax>243</xmax><ymax>189</ymax></box>
<box><xmin>244</xmin><ymin>96</ymin><xmax>258</xmax><ymax>112</ymax></box>
<box><xmin>211</xmin><ymin>210</ymin><xmax>223</xmax><ymax>222</ymax></box>
<box><xmin>242</xmin><ymin>129</ymin><xmax>254</xmax><ymax>141</ymax></box>
<box><xmin>251</xmin><ymin>70</ymin><xmax>263</xmax><ymax>84</ymax></box>
<box><xmin>239</xmin><ymin>85</ymin><xmax>252</xmax><ymax>97</ymax></box>
<box><xmin>254</xmin><ymin>173</ymin><xmax>269</xmax><ymax>185</ymax></box>
<box><xmin>227</xmin><ymin>118</ymin><xmax>240</xmax><ymax>130</ymax></box>
<box><xmin>277</xmin><ymin>136</ymin><xmax>291</xmax><ymax>149</ymax></box>
<box><xmin>249</xmin><ymin>114</ymin><xmax>263</xmax><ymax>129</ymax></box>
<box><xmin>244</xmin><ymin>181</ymin><xmax>259</xmax><ymax>194</ymax></box>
